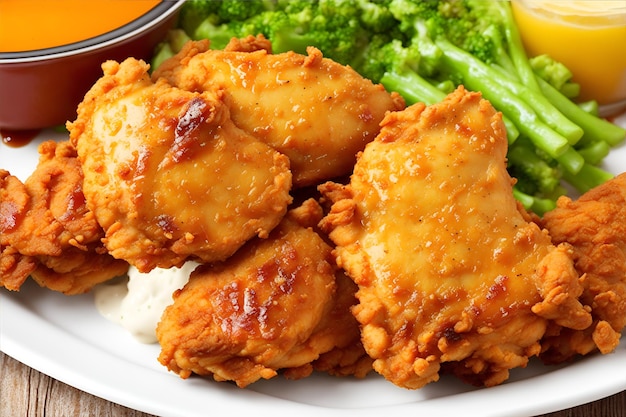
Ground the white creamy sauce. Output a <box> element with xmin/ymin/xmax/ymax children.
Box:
<box><xmin>94</xmin><ymin>262</ymin><xmax>197</xmax><ymax>343</ymax></box>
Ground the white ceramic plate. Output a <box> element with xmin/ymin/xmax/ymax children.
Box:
<box><xmin>1</xmin><ymin>116</ymin><xmax>626</xmax><ymax>417</ymax></box>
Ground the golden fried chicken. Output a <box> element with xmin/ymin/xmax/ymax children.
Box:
<box><xmin>539</xmin><ymin>173</ymin><xmax>626</xmax><ymax>363</ymax></box>
<box><xmin>1</xmin><ymin>170</ymin><xmax>37</xmax><ymax>290</ymax></box>
<box><xmin>153</xmin><ymin>37</ymin><xmax>405</xmax><ymax>188</ymax></box>
<box><xmin>157</xmin><ymin>199</ymin><xmax>370</xmax><ymax>387</ymax></box>
<box><xmin>68</xmin><ymin>58</ymin><xmax>292</xmax><ymax>272</ymax></box>
<box><xmin>0</xmin><ymin>141</ymin><xmax>128</xmax><ymax>294</ymax></box>
<box><xmin>0</xmin><ymin>243</ymin><xmax>35</xmax><ymax>291</ymax></box>
<box><xmin>310</xmin><ymin>266</ymin><xmax>374</xmax><ymax>379</ymax></box>
<box><xmin>318</xmin><ymin>87</ymin><xmax>590</xmax><ymax>389</ymax></box>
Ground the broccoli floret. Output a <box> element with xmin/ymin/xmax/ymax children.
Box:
<box><xmin>386</xmin><ymin>0</ymin><xmax>500</xmax><ymax>67</ymax></box>
<box><xmin>178</xmin><ymin>0</ymin><xmax>222</xmax><ymax>36</ymax></box>
<box><xmin>182</xmin><ymin>1</ymin><xmax>373</xmax><ymax>66</ymax></box>
<box><xmin>193</xmin><ymin>19</ymin><xmax>242</xmax><ymax>49</ymax></box>
<box><xmin>507</xmin><ymin>138</ymin><xmax>562</xmax><ymax>196</ymax></box>
<box><xmin>152</xmin><ymin>0</ymin><xmax>277</xmax><ymax>66</ymax></box>
<box><xmin>349</xmin><ymin>34</ymin><xmax>393</xmax><ymax>82</ymax></box>
<box><xmin>435</xmin><ymin>0</ymin><xmax>501</xmax><ymax>64</ymax></box>
<box><xmin>181</xmin><ymin>0</ymin><xmax>270</xmax><ymax>31</ymax></box>
<box><xmin>179</xmin><ymin>0</ymin><xmax>275</xmax><ymax>49</ymax></box>
<box><xmin>186</xmin><ymin>0</ymin><xmax>275</xmax><ymax>49</ymax></box>
<box><xmin>216</xmin><ymin>0</ymin><xmax>269</xmax><ymax>21</ymax></box>
<box><xmin>530</xmin><ymin>54</ymin><xmax>580</xmax><ymax>98</ymax></box>
<box><xmin>354</xmin><ymin>0</ymin><xmax>397</xmax><ymax>33</ymax></box>
<box><xmin>273</xmin><ymin>0</ymin><xmax>314</xmax><ymax>13</ymax></box>
<box><xmin>151</xmin><ymin>29</ymin><xmax>191</xmax><ymax>70</ymax></box>
<box><xmin>354</xmin><ymin>38</ymin><xmax>447</xmax><ymax>106</ymax></box>
<box><xmin>268</xmin><ymin>1</ymin><xmax>369</xmax><ymax>65</ymax></box>
<box><xmin>376</xmin><ymin>3</ymin><xmax>438</xmax><ymax>78</ymax></box>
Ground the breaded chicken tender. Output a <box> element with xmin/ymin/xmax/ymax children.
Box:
<box><xmin>157</xmin><ymin>199</ymin><xmax>370</xmax><ymax>387</ymax></box>
<box><xmin>0</xmin><ymin>141</ymin><xmax>128</xmax><ymax>294</ymax></box>
<box><xmin>153</xmin><ymin>36</ymin><xmax>405</xmax><ymax>188</ymax></box>
<box><xmin>1</xmin><ymin>170</ymin><xmax>38</xmax><ymax>290</ymax></box>
<box><xmin>540</xmin><ymin>173</ymin><xmax>626</xmax><ymax>363</ymax></box>
<box><xmin>68</xmin><ymin>58</ymin><xmax>292</xmax><ymax>272</ymax></box>
<box><xmin>319</xmin><ymin>87</ymin><xmax>590</xmax><ymax>389</ymax></box>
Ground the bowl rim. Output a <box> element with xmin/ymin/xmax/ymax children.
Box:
<box><xmin>0</xmin><ymin>0</ymin><xmax>184</xmax><ymax>64</ymax></box>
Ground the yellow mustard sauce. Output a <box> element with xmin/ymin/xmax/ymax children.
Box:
<box><xmin>511</xmin><ymin>0</ymin><xmax>626</xmax><ymax>105</ymax></box>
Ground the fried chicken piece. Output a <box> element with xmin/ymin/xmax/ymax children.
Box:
<box><xmin>1</xmin><ymin>170</ymin><xmax>38</xmax><ymax>290</ymax></box>
<box><xmin>310</xmin><ymin>268</ymin><xmax>374</xmax><ymax>379</ymax></box>
<box><xmin>0</xmin><ymin>244</ymin><xmax>37</xmax><ymax>291</ymax></box>
<box><xmin>153</xmin><ymin>37</ymin><xmax>405</xmax><ymax>188</ymax></box>
<box><xmin>68</xmin><ymin>58</ymin><xmax>292</xmax><ymax>272</ymax></box>
<box><xmin>319</xmin><ymin>87</ymin><xmax>590</xmax><ymax>389</ymax></box>
<box><xmin>0</xmin><ymin>141</ymin><xmax>128</xmax><ymax>294</ymax></box>
<box><xmin>539</xmin><ymin>173</ymin><xmax>626</xmax><ymax>363</ymax></box>
<box><xmin>157</xmin><ymin>199</ymin><xmax>370</xmax><ymax>387</ymax></box>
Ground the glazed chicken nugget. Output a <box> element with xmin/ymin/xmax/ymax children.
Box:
<box><xmin>540</xmin><ymin>173</ymin><xmax>626</xmax><ymax>363</ymax></box>
<box><xmin>0</xmin><ymin>142</ymin><xmax>127</xmax><ymax>294</ymax></box>
<box><xmin>1</xmin><ymin>170</ymin><xmax>38</xmax><ymax>290</ymax></box>
<box><xmin>319</xmin><ymin>87</ymin><xmax>590</xmax><ymax>389</ymax></box>
<box><xmin>157</xmin><ymin>199</ymin><xmax>369</xmax><ymax>387</ymax></box>
<box><xmin>68</xmin><ymin>58</ymin><xmax>292</xmax><ymax>272</ymax></box>
<box><xmin>153</xmin><ymin>37</ymin><xmax>405</xmax><ymax>188</ymax></box>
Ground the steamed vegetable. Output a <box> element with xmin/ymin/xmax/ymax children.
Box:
<box><xmin>153</xmin><ymin>0</ymin><xmax>626</xmax><ymax>215</ymax></box>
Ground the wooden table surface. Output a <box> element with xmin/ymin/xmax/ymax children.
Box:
<box><xmin>1</xmin><ymin>351</ymin><xmax>624</xmax><ymax>417</ymax></box>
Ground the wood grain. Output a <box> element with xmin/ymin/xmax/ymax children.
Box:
<box><xmin>1</xmin><ymin>353</ymin><xmax>155</xmax><ymax>417</ymax></box>
<box><xmin>1</xmin><ymin>351</ymin><xmax>624</xmax><ymax>417</ymax></box>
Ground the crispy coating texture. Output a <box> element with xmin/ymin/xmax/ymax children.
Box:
<box><xmin>319</xmin><ymin>87</ymin><xmax>589</xmax><ymax>389</ymax></box>
<box><xmin>1</xmin><ymin>170</ymin><xmax>37</xmax><ymax>289</ymax></box>
<box><xmin>68</xmin><ymin>58</ymin><xmax>292</xmax><ymax>272</ymax></box>
<box><xmin>0</xmin><ymin>141</ymin><xmax>128</xmax><ymax>294</ymax></box>
<box><xmin>540</xmin><ymin>173</ymin><xmax>626</xmax><ymax>363</ymax></box>
<box><xmin>153</xmin><ymin>37</ymin><xmax>405</xmax><ymax>188</ymax></box>
<box><xmin>157</xmin><ymin>199</ymin><xmax>370</xmax><ymax>387</ymax></box>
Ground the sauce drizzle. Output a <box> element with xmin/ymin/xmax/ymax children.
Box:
<box><xmin>0</xmin><ymin>129</ymin><xmax>40</xmax><ymax>148</ymax></box>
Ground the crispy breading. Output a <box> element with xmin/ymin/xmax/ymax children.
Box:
<box><xmin>153</xmin><ymin>36</ymin><xmax>405</xmax><ymax>188</ymax></box>
<box><xmin>157</xmin><ymin>199</ymin><xmax>370</xmax><ymax>387</ymax></box>
<box><xmin>319</xmin><ymin>87</ymin><xmax>590</xmax><ymax>389</ymax></box>
<box><xmin>540</xmin><ymin>173</ymin><xmax>626</xmax><ymax>363</ymax></box>
<box><xmin>68</xmin><ymin>58</ymin><xmax>292</xmax><ymax>272</ymax></box>
<box><xmin>0</xmin><ymin>141</ymin><xmax>127</xmax><ymax>294</ymax></box>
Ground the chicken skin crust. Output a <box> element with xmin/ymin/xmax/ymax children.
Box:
<box><xmin>319</xmin><ymin>87</ymin><xmax>590</xmax><ymax>389</ymax></box>
<box><xmin>68</xmin><ymin>58</ymin><xmax>292</xmax><ymax>272</ymax></box>
<box><xmin>157</xmin><ymin>199</ymin><xmax>371</xmax><ymax>387</ymax></box>
<box><xmin>0</xmin><ymin>141</ymin><xmax>128</xmax><ymax>294</ymax></box>
<box><xmin>540</xmin><ymin>173</ymin><xmax>626</xmax><ymax>363</ymax></box>
<box><xmin>152</xmin><ymin>37</ymin><xmax>405</xmax><ymax>188</ymax></box>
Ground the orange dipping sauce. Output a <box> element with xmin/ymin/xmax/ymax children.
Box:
<box><xmin>511</xmin><ymin>0</ymin><xmax>626</xmax><ymax>106</ymax></box>
<box><xmin>0</xmin><ymin>0</ymin><xmax>161</xmax><ymax>52</ymax></box>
